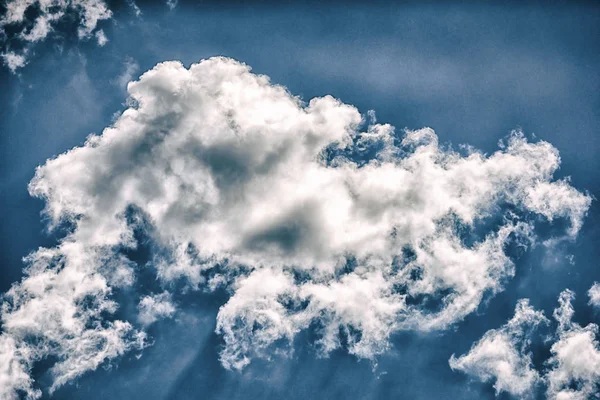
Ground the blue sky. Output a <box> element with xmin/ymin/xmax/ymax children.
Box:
<box><xmin>0</xmin><ymin>2</ymin><xmax>599</xmax><ymax>399</ymax></box>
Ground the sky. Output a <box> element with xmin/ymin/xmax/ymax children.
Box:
<box><xmin>0</xmin><ymin>1</ymin><xmax>599</xmax><ymax>399</ymax></box>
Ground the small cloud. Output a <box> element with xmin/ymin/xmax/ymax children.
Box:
<box><xmin>449</xmin><ymin>299</ymin><xmax>548</xmax><ymax>397</ymax></box>
<box><xmin>566</xmin><ymin>254</ymin><xmax>575</xmax><ymax>265</ymax></box>
<box><xmin>546</xmin><ymin>289</ymin><xmax>600</xmax><ymax>399</ymax></box>
<box><xmin>1</xmin><ymin>51</ymin><xmax>27</xmax><ymax>72</ymax></box>
<box><xmin>138</xmin><ymin>292</ymin><xmax>176</xmax><ymax>326</ymax></box>
<box><xmin>452</xmin><ymin>288</ymin><xmax>600</xmax><ymax>398</ymax></box>
<box><xmin>114</xmin><ymin>56</ymin><xmax>140</xmax><ymax>89</ymax></box>
<box><xmin>589</xmin><ymin>282</ymin><xmax>600</xmax><ymax>309</ymax></box>
<box><xmin>95</xmin><ymin>29</ymin><xmax>108</xmax><ymax>46</ymax></box>
<box><xmin>127</xmin><ymin>0</ymin><xmax>142</xmax><ymax>17</ymax></box>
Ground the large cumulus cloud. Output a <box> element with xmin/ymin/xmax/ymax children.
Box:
<box><xmin>0</xmin><ymin>57</ymin><xmax>591</xmax><ymax>397</ymax></box>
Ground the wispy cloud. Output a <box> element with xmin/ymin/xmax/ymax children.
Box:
<box><xmin>114</xmin><ymin>56</ymin><xmax>140</xmax><ymax>89</ymax></box>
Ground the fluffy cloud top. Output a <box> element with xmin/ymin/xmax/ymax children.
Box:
<box><xmin>0</xmin><ymin>57</ymin><xmax>591</xmax><ymax>397</ymax></box>
<box><xmin>451</xmin><ymin>288</ymin><xmax>600</xmax><ymax>399</ymax></box>
<box><xmin>0</xmin><ymin>0</ymin><xmax>111</xmax><ymax>71</ymax></box>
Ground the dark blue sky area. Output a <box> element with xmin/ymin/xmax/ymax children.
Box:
<box><xmin>0</xmin><ymin>2</ymin><xmax>599</xmax><ymax>399</ymax></box>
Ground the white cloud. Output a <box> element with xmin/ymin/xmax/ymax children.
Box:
<box><xmin>524</xmin><ymin>179</ymin><xmax>591</xmax><ymax>239</ymax></box>
<box><xmin>114</xmin><ymin>56</ymin><xmax>140</xmax><ymax>89</ymax></box>
<box><xmin>588</xmin><ymin>282</ymin><xmax>600</xmax><ymax>309</ymax></box>
<box><xmin>0</xmin><ymin>243</ymin><xmax>146</xmax><ymax>399</ymax></box>
<box><xmin>0</xmin><ymin>0</ymin><xmax>112</xmax><ymax>72</ymax></box>
<box><xmin>73</xmin><ymin>0</ymin><xmax>111</xmax><ymax>39</ymax></box>
<box><xmin>0</xmin><ymin>335</ymin><xmax>40</xmax><ymax>400</ymax></box>
<box><xmin>216</xmin><ymin>268</ymin><xmax>300</xmax><ymax>370</ymax></box>
<box><xmin>546</xmin><ymin>290</ymin><xmax>600</xmax><ymax>400</ymax></box>
<box><xmin>449</xmin><ymin>299</ymin><xmax>548</xmax><ymax>397</ymax></box>
<box><xmin>166</xmin><ymin>0</ymin><xmax>177</xmax><ymax>10</ymax></box>
<box><xmin>138</xmin><ymin>292</ymin><xmax>176</xmax><ymax>326</ymax></box>
<box><xmin>0</xmin><ymin>57</ymin><xmax>591</xmax><ymax>395</ymax></box>
<box><xmin>127</xmin><ymin>0</ymin><xmax>142</xmax><ymax>17</ymax></box>
<box><xmin>553</xmin><ymin>289</ymin><xmax>576</xmax><ymax>334</ymax></box>
<box><xmin>1</xmin><ymin>51</ymin><xmax>27</xmax><ymax>72</ymax></box>
<box><xmin>95</xmin><ymin>29</ymin><xmax>108</xmax><ymax>46</ymax></box>
<box><xmin>451</xmin><ymin>287</ymin><xmax>600</xmax><ymax>399</ymax></box>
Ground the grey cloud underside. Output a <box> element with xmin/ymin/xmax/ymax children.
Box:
<box><xmin>451</xmin><ymin>288</ymin><xmax>600</xmax><ymax>399</ymax></box>
<box><xmin>0</xmin><ymin>57</ymin><xmax>592</xmax><ymax>398</ymax></box>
